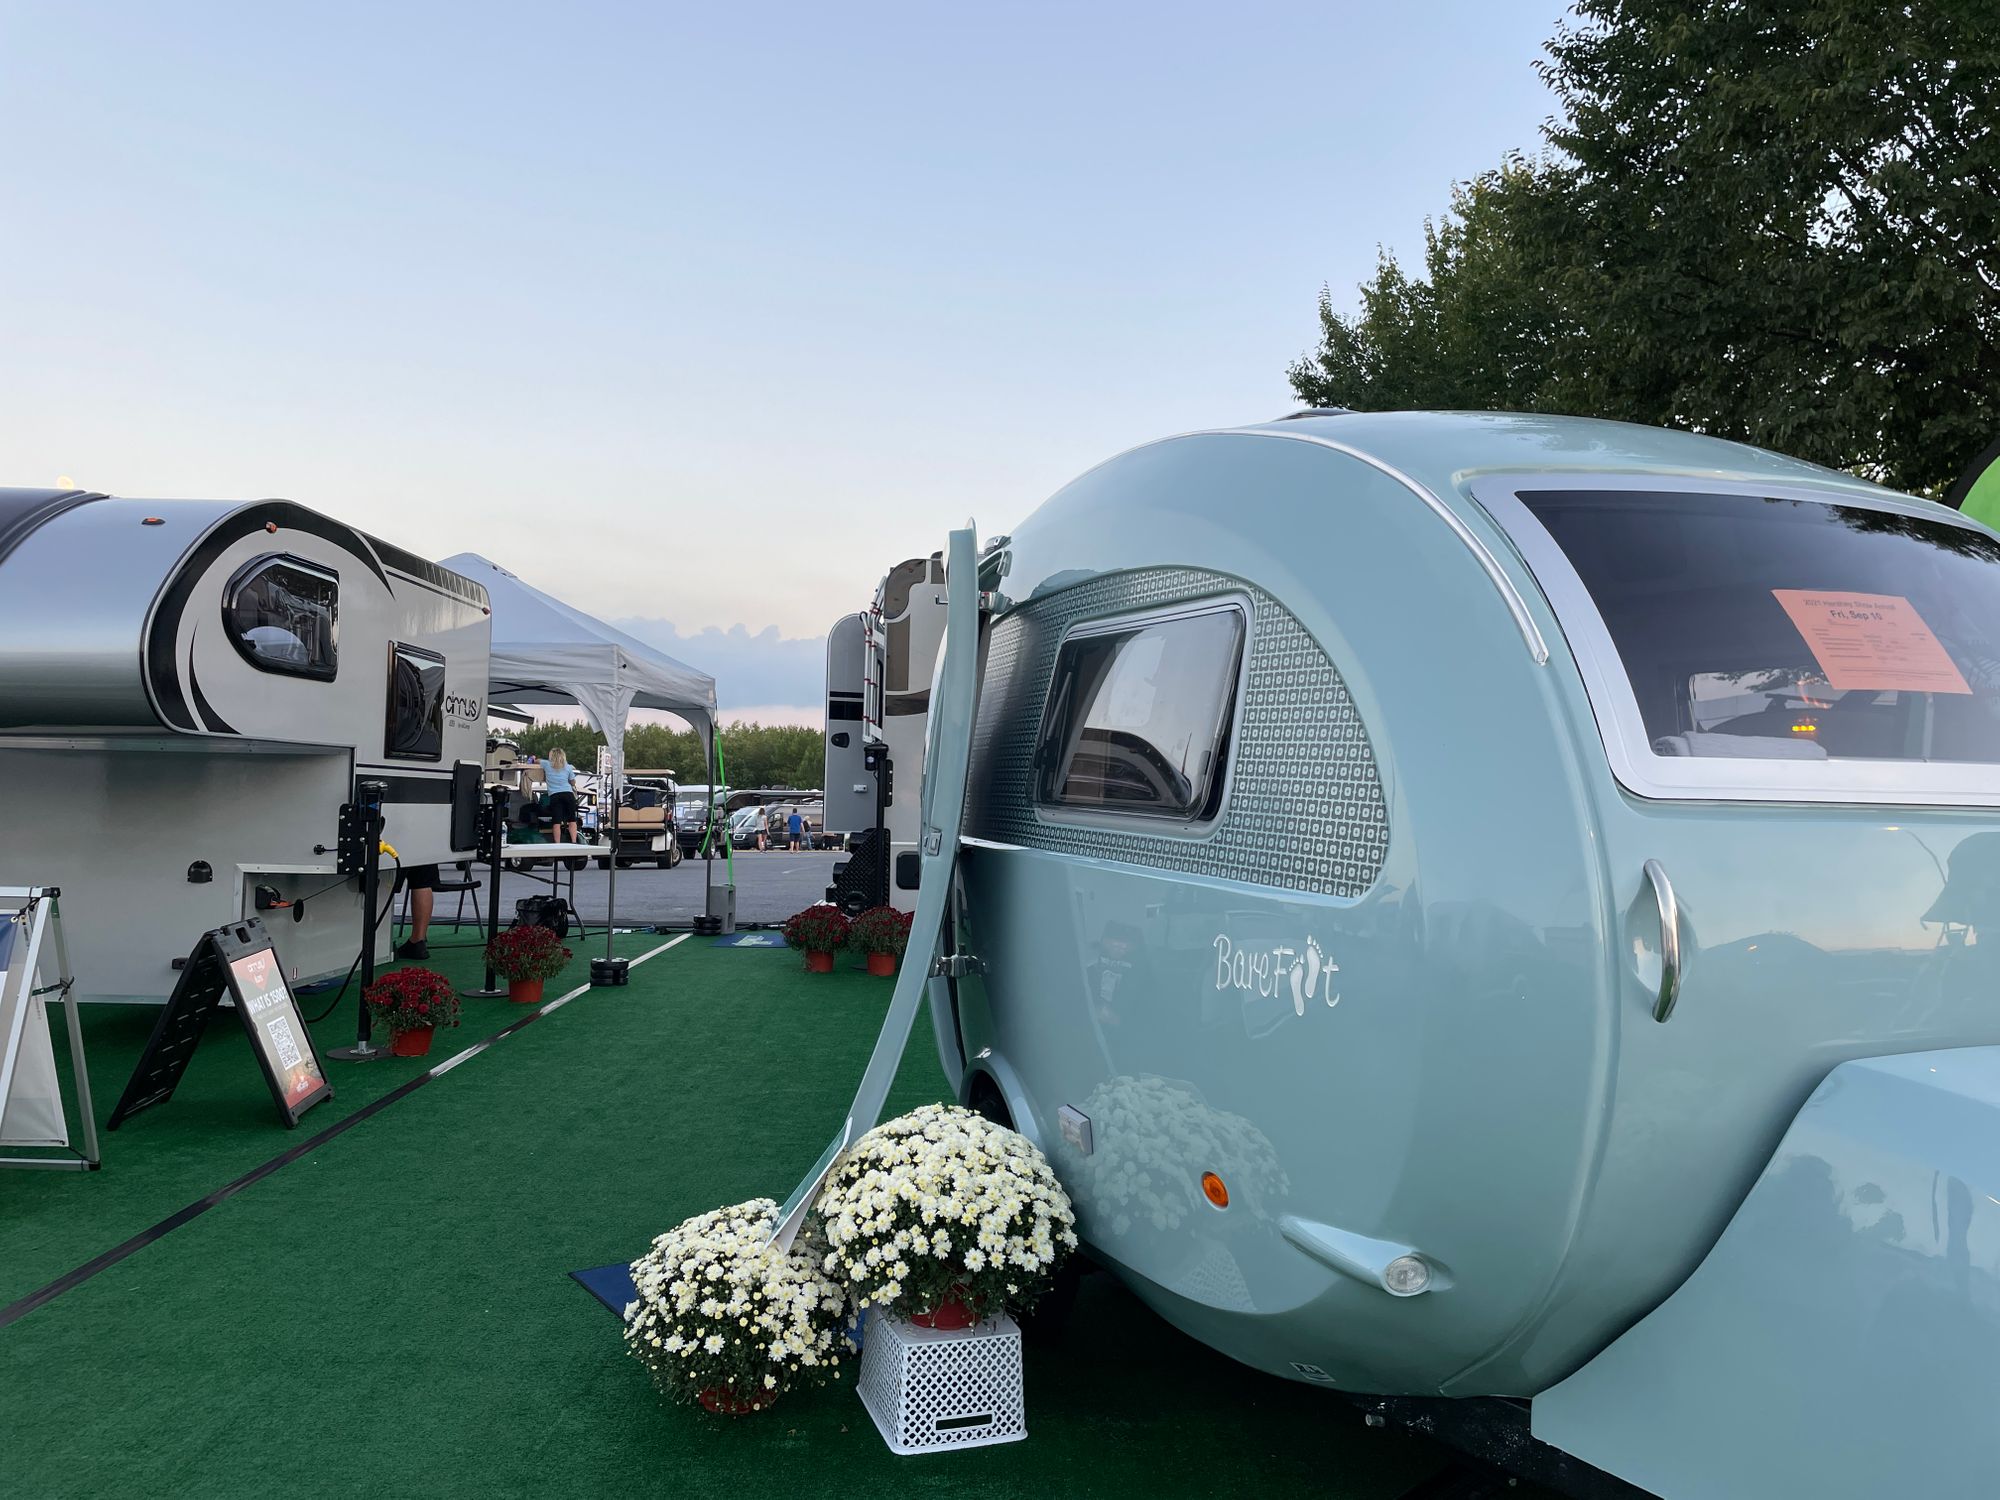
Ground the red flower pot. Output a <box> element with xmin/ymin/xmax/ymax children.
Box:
<box><xmin>804</xmin><ymin>950</ymin><xmax>835</xmax><ymax>973</ymax></box>
<box><xmin>507</xmin><ymin>977</ymin><xmax>545</xmax><ymax>1005</ymax></box>
<box><xmin>389</xmin><ymin>1025</ymin><xmax>434</xmax><ymax>1057</ymax></box>
<box><xmin>909</xmin><ymin>1289</ymin><xmax>977</xmax><ymax>1330</ymax></box>
<box><xmin>866</xmin><ymin>952</ymin><xmax>897</xmax><ymax>977</ymax></box>
<box><xmin>698</xmin><ymin>1384</ymin><xmax>778</xmax><ymax>1416</ymax></box>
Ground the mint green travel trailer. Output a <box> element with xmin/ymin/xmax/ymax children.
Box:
<box><xmin>815</xmin><ymin>411</ymin><xmax>2000</xmax><ymax>1497</ymax></box>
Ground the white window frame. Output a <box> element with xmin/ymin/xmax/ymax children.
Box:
<box><xmin>1470</xmin><ymin>473</ymin><xmax>2000</xmax><ymax>809</ymax></box>
<box><xmin>1032</xmin><ymin>595</ymin><xmax>1253</xmax><ymax>837</ymax></box>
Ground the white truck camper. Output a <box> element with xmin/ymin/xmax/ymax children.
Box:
<box><xmin>823</xmin><ymin>555</ymin><xmax>946</xmax><ymax>914</ymax></box>
<box><xmin>0</xmin><ymin>488</ymin><xmax>492</xmax><ymax>1003</ymax></box>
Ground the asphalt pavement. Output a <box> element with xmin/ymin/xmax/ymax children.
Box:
<box><xmin>461</xmin><ymin>848</ymin><xmax>847</xmax><ymax>929</ymax></box>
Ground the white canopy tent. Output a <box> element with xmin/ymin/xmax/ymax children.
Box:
<box><xmin>441</xmin><ymin>553</ymin><xmax>726</xmax><ymax>950</ymax></box>
<box><xmin>443</xmin><ymin>552</ymin><xmax>717</xmax><ymax>755</ymax></box>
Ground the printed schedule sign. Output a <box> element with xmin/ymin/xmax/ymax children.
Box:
<box><xmin>109</xmin><ymin>918</ymin><xmax>333</xmax><ymax>1131</ymax></box>
<box><xmin>1771</xmin><ymin>589</ymin><xmax>1973</xmax><ymax>695</ymax></box>
<box><xmin>227</xmin><ymin>946</ymin><xmax>329</xmax><ymax>1119</ymax></box>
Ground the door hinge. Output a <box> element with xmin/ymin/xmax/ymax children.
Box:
<box><xmin>931</xmin><ymin>952</ymin><xmax>986</xmax><ymax>979</ymax></box>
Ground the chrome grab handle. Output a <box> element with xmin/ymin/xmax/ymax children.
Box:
<box><xmin>1644</xmin><ymin>858</ymin><xmax>1682</xmax><ymax>1023</ymax></box>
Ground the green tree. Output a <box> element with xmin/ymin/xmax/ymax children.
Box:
<box><xmin>1290</xmin><ymin>0</ymin><xmax>2000</xmax><ymax>495</ymax></box>
<box><xmin>1291</xmin><ymin>159</ymin><xmax>1586</xmax><ymax>419</ymax></box>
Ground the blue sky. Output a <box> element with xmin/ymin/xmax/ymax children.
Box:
<box><xmin>0</xmin><ymin>1</ymin><xmax>1564</xmax><ymax>718</ymax></box>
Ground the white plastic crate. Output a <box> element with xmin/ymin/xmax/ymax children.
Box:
<box><xmin>856</xmin><ymin>1311</ymin><xmax>1027</xmax><ymax>1455</ymax></box>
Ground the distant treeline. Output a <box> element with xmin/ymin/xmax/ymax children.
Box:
<box><xmin>509</xmin><ymin>719</ymin><xmax>825</xmax><ymax>790</ymax></box>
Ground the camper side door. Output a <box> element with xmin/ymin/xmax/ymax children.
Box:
<box><xmin>822</xmin><ymin>612</ymin><xmax>873</xmax><ymax>833</ymax></box>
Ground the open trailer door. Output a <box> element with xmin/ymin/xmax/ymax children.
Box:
<box><xmin>773</xmin><ymin>523</ymin><xmax>980</xmax><ymax>1246</ymax></box>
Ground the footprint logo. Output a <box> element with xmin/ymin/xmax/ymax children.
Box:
<box><xmin>1287</xmin><ymin>938</ymin><xmax>1339</xmax><ymax>1016</ymax></box>
<box><xmin>1314</xmin><ymin>938</ymin><xmax>1341</xmax><ymax>1008</ymax></box>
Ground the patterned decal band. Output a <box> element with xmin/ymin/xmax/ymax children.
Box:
<box><xmin>965</xmin><ymin>567</ymin><xmax>1388</xmax><ymax>898</ymax></box>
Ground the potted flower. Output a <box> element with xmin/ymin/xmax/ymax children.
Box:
<box><xmin>781</xmin><ymin>903</ymin><xmax>851</xmax><ymax>973</ymax></box>
<box><xmin>847</xmin><ymin>905</ymin><xmax>914</xmax><ymax>977</ymax></box>
<box><xmin>362</xmin><ymin>966</ymin><xmax>461</xmax><ymax>1057</ymax></box>
<box><xmin>815</xmin><ymin>1102</ymin><xmax>1079</xmax><ymax>1329</ymax></box>
<box><xmin>625</xmin><ymin>1197</ymin><xmax>851</xmax><ymax>1415</ymax></box>
<box><xmin>484</xmin><ymin>923</ymin><xmax>573</xmax><ymax>1004</ymax></box>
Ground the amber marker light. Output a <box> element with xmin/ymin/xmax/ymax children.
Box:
<box><xmin>1201</xmin><ymin>1172</ymin><xmax>1230</xmax><ymax>1209</ymax></box>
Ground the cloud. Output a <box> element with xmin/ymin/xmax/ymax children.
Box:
<box><xmin>614</xmin><ymin>617</ymin><xmax>826</xmax><ymax>713</ymax></box>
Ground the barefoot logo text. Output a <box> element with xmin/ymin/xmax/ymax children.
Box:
<box><xmin>1212</xmin><ymin>934</ymin><xmax>1340</xmax><ymax>1017</ymax></box>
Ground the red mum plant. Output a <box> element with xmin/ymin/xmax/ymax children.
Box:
<box><xmin>363</xmin><ymin>966</ymin><xmax>462</xmax><ymax>1035</ymax></box>
<box><xmin>847</xmin><ymin>906</ymin><xmax>914</xmax><ymax>959</ymax></box>
<box><xmin>484</xmin><ymin>923</ymin><xmax>574</xmax><ymax>983</ymax></box>
<box><xmin>782</xmin><ymin>905</ymin><xmax>851</xmax><ymax>972</ymax></box>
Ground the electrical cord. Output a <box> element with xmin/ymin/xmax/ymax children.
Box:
<box><xmin>304</xmin><ymin>852</ymin><xmax>401</xmax><ymax>1023</ymax></box>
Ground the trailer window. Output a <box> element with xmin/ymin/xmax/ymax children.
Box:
<box><xmin>1518</xmin><ymin>491</ymin><xmax>2000</xmax><ymax>765</ymax></box>
<box><xmin>223</xmin><ymin>555</ymin><xmax>338</xmax><ymax>680</ymax></box>
<box><xmin>385</xmin><ymin>642</ymin><xmax>446</xmax><ymax>761</ymax></box>
<box><xmin>1036</xmin><ymin>605</ymin><xmax>1245</xmax><ymax>820</ymax></box>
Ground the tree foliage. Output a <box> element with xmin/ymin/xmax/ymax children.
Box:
<box><xmin>1289</xmin><ymin>0</ymin><xmax>2000</xmax><ymax>494</ymax></box>
<box><xmin>510</xmin><ymin>719</ymin><xmax>826</xmax><ymax>790</ymax></box>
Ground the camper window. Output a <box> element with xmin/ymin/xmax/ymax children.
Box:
<box><xmin>1035</xmin><ymin>603</ymin><xmax>1245</xmax><ymax>822</ymax></box>
<box><xmin>385</xmin><ymin>642</ymin><xmax>447</xmax><ymax>761</ymax></box>
<box><xmin>1517</xmin><ymin>490</ymin><xmax>2000</xmax><ymax>766</ymax></box>
<box><xmin>223</xmin><ymin>554</ymin><xmax>339</xmax><ymax>680</ymax></box>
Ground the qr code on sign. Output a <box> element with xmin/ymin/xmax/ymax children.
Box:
<box><xmin>270</xmin><ymin>1017</ymin><xmax>302</xmax><ymax>1070</ymax></box>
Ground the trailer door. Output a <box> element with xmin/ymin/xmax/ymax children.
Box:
<box><xmin>773</xmin><ymin>524</ymin><xmax>981</xmax><ymax>1244</ymax></box>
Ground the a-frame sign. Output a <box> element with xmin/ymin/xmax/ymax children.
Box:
<box><xmin>109</xmin><ymin>918</ymin><xmax>333</xmax><ymax>1131</ymax></box>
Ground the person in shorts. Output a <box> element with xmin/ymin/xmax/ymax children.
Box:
<box><xmin>396</xmin><ymin>862</ymin><xmax>439</xmax><ymax>960</ymax></box>
<box><xmin>535</xmin><ymin>748</ymin><xmax>581</xmax><ymax>844</ymax></box>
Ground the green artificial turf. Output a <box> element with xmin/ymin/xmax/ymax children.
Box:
<box><xmin>0</xmin><ymin>927</ymin><xmax>668</xmax><ymax>1310</ymax></box>
<box><xmin>0</xmin><ymin>934</ymin><xmax>1470</xmax><ymax>1499</ymax></box>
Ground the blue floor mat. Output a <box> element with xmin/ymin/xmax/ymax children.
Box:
<box><xmin>570</xmin><ymin>1261</ymin><xmax>637</xmax><ymax>1317</ymax></box>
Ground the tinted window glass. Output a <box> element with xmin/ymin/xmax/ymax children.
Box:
<box><xmin>223</xmin><ymin>555</ymin><xmax>338</xmax><ymax>680</ymax></box>
<box><xmin>1520</xmin><ymin>490</ymin><xmax>2000</xmax><ymax>764</ymax></box>
<box><xmin>385</xmin><ymin>642</ymin><xmax>446</xmax><ymax>761</ymax></box>
<box><xmin>1036</xmin><ymin>607</ymin><xmax>1245</xmax><ymax>818</ymax></box>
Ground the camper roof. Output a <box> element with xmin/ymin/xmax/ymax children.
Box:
<box><xmin>0</xmin><ymin>487</ymin><xmax>106</xmax><ymax>567</ymax></box>
<box><xmin>1240</xmin><ymin>409</ymin><xmax>1897</xmax><ymax>512</ymax></box>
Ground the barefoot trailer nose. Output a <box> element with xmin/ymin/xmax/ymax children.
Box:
<box><xmin>807</xmin><ymin>412</ymin><xmax>2000</xmax><ymax>1497</ymax></box>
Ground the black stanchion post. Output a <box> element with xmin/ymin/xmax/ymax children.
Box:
<box><xmin>329</xmin><ymin>779</ymin><xmax>390</xmax><ymax>1062</ymax></box>
<box><xmin>466</xmin><ymin>784</ymin><xmax>510</xmax><ymax>998</ymax></box>
<box><xmin>591</xmin><ymin>759</ymin><xmax>629</xmax><ymax>987</ymax></box>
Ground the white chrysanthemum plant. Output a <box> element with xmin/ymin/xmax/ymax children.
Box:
<box><xmin>814</xmin><ymin>1103</ymin><xmax>1080</xmax><ymax>1330</ymax></box>
<box><xmin>625</xmin><ymin>1198</ymin><xmax>851</xmax><ymax>1415</ymax></box>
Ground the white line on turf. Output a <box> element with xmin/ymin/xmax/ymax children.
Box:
<box><xmin>428</xmin><ymin>933</ymin><xmax>692</xmax><ymax>1078</ymax></box>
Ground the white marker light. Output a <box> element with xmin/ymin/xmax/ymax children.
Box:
<box><xmin>1382</xmin><ymin>1254</ymin><xmax>1431</xmax><ymax>1297</ymax></box>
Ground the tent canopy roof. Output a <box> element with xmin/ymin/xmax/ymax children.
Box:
<box><xmin>441</xmin><ymin>552</ymin><xmax>716</xmax><ymax>741</ymax></box>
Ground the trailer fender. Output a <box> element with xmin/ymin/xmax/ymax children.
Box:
<box><xmin>1533</xmin><ymin>1046</ymin><xmax>2000</xmax><ymax>1499</ymax></box>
